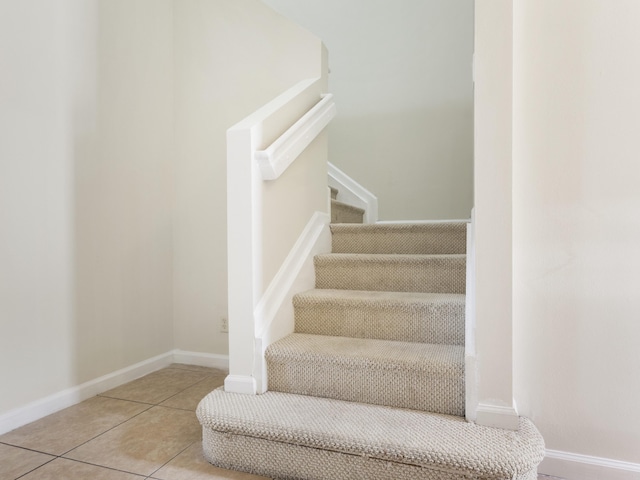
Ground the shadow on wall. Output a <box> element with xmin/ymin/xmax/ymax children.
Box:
<box><xmin>73</xmin><ymin>0</ymin><xmax>174</xmax><ymax>385</ymax></box>
<box><xmin>329</xmin><ymin>103</ymin><xmax>473</xmax><ymax>221</ymax></box>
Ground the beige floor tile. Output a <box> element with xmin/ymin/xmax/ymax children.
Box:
<box><xmin>19</xmin><ymin>457</ymin><xmax>145</xmax><ymax>479</ymax></box>
<box><xmin>64</xmin><ymin>406</ymin><xmax>201</xmax><ymax>477</ymax></box>
<box><xmin>169</xmin><ymin>364</ymin><xmax>227</xmax><ymax>375</ymax></box>
<box><xmin>0</xmin><ymin>396</ymin><xmax>150</xmax><ymax>456</ymax></box>
<box><xmin>151</xmin><ymin>442</ymin><xmax>269</xmax><ymax>480</ymax></box>
<box><xmin>0</xmin><ymin>443</ymin><xmax>54</xmax><ymax>479</ymax></box>
<box><xmin>160</xmin><ymin>376</ymin><xmax>225</xmax><ymax>411</ymax></box>
<box><xmin>100</xmin><ymin>368</ymin><xmax>209</xmax><ymax>405</ymax></box>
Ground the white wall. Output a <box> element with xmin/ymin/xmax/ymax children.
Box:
<box><xmin>512</xmin><ymin>0</ymin><xmax>640</xmax><ymax>471</ymax></box>
<box><xmin>261</xmin><ymin>0</ymin><xmax>474</xmax><ymax>221</ymax></box>
<box><xmin>172</xmin><ymin>0</ymin><xmax>325</xmax><ymax>355</ymax></box>
<box><xmin>472</xmin><ymin>0</ymin><xmax>517</xmax><ymax>430</ymax></box>
<box><xmin>0</xmin><ymin>0</ymin><xmax>174</xmax><ymax>414</ymax></box>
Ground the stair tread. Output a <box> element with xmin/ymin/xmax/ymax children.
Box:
<box><xmin>331</xmin><ymin>199</ymin><xmax>365</xmax><ymax>214</ymax></box>
<box><xmin>267</xmin><ymin>333</ymin><xmax>463</xmax><ymax>375</ymax></box>
<box><xmin>197</xmin><ymin>388</ymin><xmax>545</xmax><ymax>478</ymax></box>
<box><xmin>331</xmin><ymin>221</ymin><xmax>467</xmax><ymax>254</ymax></box>
<box><xmin>314</xmin><ymin>253</ymin><xmax>466</xmax><ymax>294</ymax></box>
<box><xmin>316</xmin><ymin>252</ymin><xmax>467</xmax><ymax>261</ymax></box>
<box><xmin>293</xmin><ymin>289</ymin><xmax>465</xmax><ymax>345</ymax></box>
<box><xmin>294</xmin><ymin>288</ymin><xmax>465</xmax><ymax>306</ymax></box>
<box><xmin>331</xmin><ymin>221</ymin><xmax>468</xmax><ymax>232</ymax></box>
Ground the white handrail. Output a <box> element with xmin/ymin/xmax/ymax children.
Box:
<box><xmin>255</xmin><ymin>93</ymin><xmax>335</xmax><ymax>180</ymax></box>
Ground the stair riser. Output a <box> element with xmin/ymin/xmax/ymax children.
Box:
<box><xmin>267</xmin><ymin>360</ymin><xmax>464</xmax><ymax>416</ymax></box>
<box><xmin>202</xmin><ymin>428</ymin><xmax>538</xmax><ymax>480</ymax></box>
<box><xmin>331</xmin><ymin>200</ymin><xmax>365</xmax><ymax>224</ymax></box>
<box><xmin>294</xmin><ymin>301</ymin><xmax>465</xmax><ymax>345</ymax></box>
<box><xmin>315</xmin><ymin>256</ymin><xmax>466</xmax><ymax>294</ymax></box>
<box><xmin>331</xmin><ymin>226</ymin><xmax>467</xmax><ymax>255</ymax></box>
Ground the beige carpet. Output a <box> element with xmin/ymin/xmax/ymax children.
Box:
<box><xmin>199</xmin><ymin>193</ymin><xmax>545</xmax><ymax>479</ymax></box>
<box><xmin>331</xmin><ymin>199</ymin><xmax>364</xmax><ymax>223</ymax></box>
<box><xmin>198</xmin><ymin>388</ymin><xmax>544</xmax><ymax>480</ymax></box>
<box><xmin>266</xmin><ymin>333</ymin><xmax>464</xmax><ymax>415</ymax></box>
<box><xmin>293</xmin><ymin>289</ymin><xmax>465</xmax><ymax>345</ymax></box>
<box><xmin>331</xmin><ymin>222</ymin><xmax>467</xmax><ymax>255</ymax></box>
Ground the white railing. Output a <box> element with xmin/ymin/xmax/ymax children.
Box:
<box><xmin>225</xmin><ymin>77</ymin><xmax>333</xmax><ymax>395</ymax></box>
<box><xmin>327</xmin><ymin>162</ymin><xmax>378</xmax><ymax>224</ymax></box>
<box><xmin>256</xmin><ymin>94</ymin><xmax>335</xmax><ymax>180</ymax></box>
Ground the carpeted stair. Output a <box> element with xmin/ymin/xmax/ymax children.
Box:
<box><xmin>330</xmin><ymin>186</ymin><xmax>365</xmax><ymax>223</ymax></box>
<box><xmin>198</xmin><ymin>191</ymin><xmax>545</xmax><ymax>479</ymax></box>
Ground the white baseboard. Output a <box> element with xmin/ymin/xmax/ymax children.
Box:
<box><xmin>475</xmin><ymin>403</ymin><xmax>520</xmax><ymax>430</ymax></box>
<box><xmin>253</xmin><ymin>211</ymin><xmax>331</xmax><ymax>393</ymax></box>
<box><xmin>541</xmin><ymin>449</ymin><xmax>640</xmax><ymax>480</ymax></box>
<box><xmin>0</xmin><ymin>349</ymin><xmax>229</xmax><ymax>435</ymax></box>
<box><xmin>172</xmin><ymin>350</ymin><xmax>229</xmax><ymax>371</ymax></box>
<box><xmin>224</xmin><ymin>374</ymin><xmax>257</xmax><ymax>395</ymax></box>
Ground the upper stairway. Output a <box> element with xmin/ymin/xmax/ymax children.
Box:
<box><xmin>198</xmin><ymin>189</ymin><xmax>545</xmax><ymax>480</ymax></box>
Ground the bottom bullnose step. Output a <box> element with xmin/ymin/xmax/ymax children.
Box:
<box><xmin>197</xmin><ymin>389</ymin><xmax>545</xmax><ymax>480</ymax></box>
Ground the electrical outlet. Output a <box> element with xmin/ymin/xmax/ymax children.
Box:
<box><xmin>220</xmin><ymin>317</ymin><xmax>229</xmax><ymax>333</ymax></box>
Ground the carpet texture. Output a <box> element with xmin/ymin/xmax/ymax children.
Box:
<box><xmin>314</xmin><ymin>253</ymin><xmax>466</xmax><ymax>294</ymax></box>
<box><xmin>198</xmin><ymin>193</ymin><xmax>545</xmax><ymax>479</ymax></box>
<box><xmin>197</xmin><ymin>389</ymin><xmax>544</xmax><ymax>480</ymax></box>
<box><xmin>331</xmin><ymin>223</ymin><xmax>467</xmax><ymax>255</ymax></box>
<box><xmin>331</xmin><ymin>199</ymin><xmax>365</xmax><ymax>223</ymax></box>
<box><xmin>266</xmin><ymin>333</ymin><xmax>464</xmax><ymax>415</ymax></box>
<box><xmin>293</xmin><ymin>289</ymin><xmax>465</xmax><ymax>345</ymax></box>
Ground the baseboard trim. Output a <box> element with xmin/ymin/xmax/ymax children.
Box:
<box><xmin>254</xmin><ymin>211</ymin><xmax>329</xmax><ymax>339</ymax></box>
<box><xmin>0</xmin><ymin>349</ymin><xmax>230</xmax><ymax>435</ymax></box>
<box><xmin>475</xmin><ymin>403</ymin><xmax>520</xmax><ymax>430</ymax></box>
<box><xmin>541</xmin><ymin>449</ymin><xmax>640</xmax><ymax>479</ymax></box>
<box><xmin>253</xmin><ymin>211</ymin><xmax>331</xmax><ymax>392</ymax></box>
<box><xmin>0</xmin><ymin>351</ymin><xmax>173</xmax><ymax>435</ymax></box>
<box><xmin>224</xmin><ymin>374</ymin><xmax>257</xmax><ymax>395</ymax></box>
<box><xmin>172</xmin><ymin>350</ymin><xmax>229</xmax><ymax>370</ymax></box>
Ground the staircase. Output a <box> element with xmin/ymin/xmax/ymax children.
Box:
<box><xmin>330</xmin><ymin>186</ymin><xmax>365</xmax><ymax>223</ymax></box>
<box><xmin>197</xmin><ymin>191</ymin><xmax>545</xmax><ymax>480</ymax></box>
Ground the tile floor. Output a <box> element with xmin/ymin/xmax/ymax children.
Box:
<box><xmin>0</xmin><ymin>364</ymin><xmax>552</xmax><ymax>480</ymax></box>
<box><xmin>0</xmin><ymin>364</ymin><xmax>267</xmax><ymax>480</ymax></box>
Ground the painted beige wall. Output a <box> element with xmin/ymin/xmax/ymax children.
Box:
<box><xmin>0</xmin><ymin>0</ymin><xmax>174</xmax><ymax>413</ymax></box>
<box><xmin>513</xmin><ymin>0</ymin><xmax>640</xmax><ymax>466</ymax></box>
<box><xmin>172</xmin><ymin>0</ymin><xmax>324</xmax><ymax>354</ymax></box>
<box><xmin>262</xmin><ymin>0</ymin><xmax>474</xmax><ymax>220</ymax></box>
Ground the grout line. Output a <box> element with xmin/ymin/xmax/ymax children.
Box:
<box><xmin>152</xmin><ymin>369</ymin><xmax>226</xmax><ymax>408</ymax></box>
<box><xmin>14</xmin><ymin>456</ymin><xmax>57</xmax><ymax>480</ymax></box>
<box><xmin>59</xmin><ymin>402</ymin><xmax>154</xmax><ymax>457</ymax></box>
<box><xmin>51</xmin><ymin>457</ymin><xmax>148</xmax><ymax>478</ymax></box>
<box><xmin>147</xmin><ymin>440</ymin><xmax>196</xmax><ymax>478</ymax></box>
<box><xmin>96</xmin><ymin>394</ymin><xmax>158</xmax><ymax>406</ymax></box>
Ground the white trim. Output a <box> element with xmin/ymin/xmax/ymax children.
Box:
<box><xmin>253</xmin><ymin>211</ymin><xmax>331</xmax><ymax>392</ymax></box>
<box><xmin>223</xmin><ymin>374</ymin><xmax>257</xmax><ymax>395</ymax></box>
<box><xmin>465</xmin><ymin>209</ymin><xmax>477</xmax><ymax>422</ymax></box>
<box><xmin>254</xmin><ymin>212</ymin><xmax>329</xmax><ymax>338</ymax></box>
<box><xmin>541</xmin><ymin>449</ymin><xmax>640</xmax><ymax>480</ymax></box>
<box><xmin>256</xmin><ymin>94</ymin><xmax>336</xmax><ymax>181</ymax></box>
<box><xmin>475</xmin><ymin>403</ymin><xmax>520</xmax><ymax>430</ymax></box>
<box><xmin>172</xmin><ymin>350</ymin><xmax>229</xmax><ymax>371</ymax></box>
<box><xmin>0</xmin><ymin>350</ymin><xmax>230</xmax><ymax>435</ymax></box>
<box><xmin>0</xmin><ymin>351</ymin><xmax>173</xmax><ymax>435</ymax></box>
<box><xmin>328</xmin><ymin>162</ymin><xmax>378</xmax><ymax>223</ymax></box>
